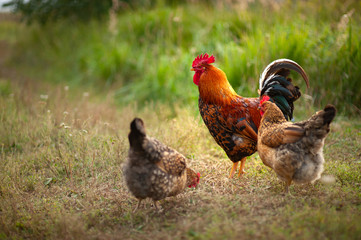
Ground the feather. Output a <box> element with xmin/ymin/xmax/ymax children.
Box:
<box><xmin>260</xmin><ymin>75</ymin><xmax>301</xmax><ymax>120</ymax></box>
<box><xmin>191</xmin><ymin>54</ymin><xmax>310</xmax><ymax>179</ymax></box>
<box><xmin>261</xmin><ymin>75</ymin><xmax>293</xmax><ymax>96</ymax></box>
<box><xmin>272</xmin><ymin>95</ymin><xmax>292</xmax><ymax>120</ymax></box>
<box><xmin>323</xmin><ymin>105</ymin><xmax>337</xmax><ymax>125</ymax></box>
<box><xmin>259</xmin><ymin>59</ymin><xmax>309</xmax><ymax>121</ymax></box>
<box><xmin>124</xmin><ymin>118</ymin><xmax>200</xmax><ymax>211</ymax></box>
<box><xmin>257</xmin><ymin>101</ymin><xmax>336</xmax><ymax>193</ymax></box>
<box><xmin>128</xmin><ymin>118</ymin><xmax>146</xmax><ymax>151</ymax></box>
<box><xmin>283</xmin><ymin>126</ymin><xmax>304</xmax><ymax>143</ymax></box>
<box><xmin>259</xmin><ymin>59</ymin><xmax>309</xmax><ymax>89</ymax></box>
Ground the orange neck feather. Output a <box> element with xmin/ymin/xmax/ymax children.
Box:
<box><xmin>198</xmin><ymin>65</ymin><xmax>239</xmax><ymax>105</ymax></box>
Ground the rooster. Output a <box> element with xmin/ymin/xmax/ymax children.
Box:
<box><xmin>123</xmin><ymin>118</ymin><xmax>200</xmax><ymax>211</ymax></box>
<box><xmin>258</xmin><ymin>96</ymin><xmax>336</xmax><ymax>193</ymax></box>
<box><xmin>191</xmin><ymin>54</ymin><xmax>309</xmax><ymax>178</ymax></box>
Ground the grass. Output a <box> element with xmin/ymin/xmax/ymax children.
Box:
<box><xmin>1</xmin><ymin>64</ymin><xmax>361</xmax><ymax>239</ymax></box>
<box><xmin>1</xmin><ymin>0</ymin><xmax>361</xmax><ymax>239</ymax></box>
<box><xmin>3</xmin><ymin>0</ymin><xmax>361</xmax><ymax>115</ymax></box>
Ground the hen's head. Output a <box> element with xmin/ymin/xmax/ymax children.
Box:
<box><xmin>187</xmin><ymin>169</ymin><xmax>200</xmax><ymax>188</ymax></box>
<box><xmin>191</xmin><ymin>53</ymin><xmax>215</xmax><ymax>86</ymax></box>
<box><xmin>259</xmin><ymin>95</ymin><xmax>271</xmax><ymax>116</ymax></box>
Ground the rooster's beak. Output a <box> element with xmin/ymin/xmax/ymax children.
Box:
<box><xmin>191</xmin><ymin>68</ymin><xmax>195</xmax><ymax>71</ymax></box>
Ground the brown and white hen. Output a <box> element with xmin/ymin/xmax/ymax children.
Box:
<box><xmin>257</xmin><ymin>96</ymin><xmax>336</xmax><ymax>193</ymax></box>
<box><xmin>123</xmin><ymin>118</ymin><xmax>200</xmax><ymax>211</ymax></box>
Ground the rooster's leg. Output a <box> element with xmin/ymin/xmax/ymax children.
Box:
<box><xmin>237</xmin><ymin>157</ymin><xmax>247</xmax><ymax>177</ymax></box>
<box><xmin>229</xmin><ymin>162</ymin><xmax>239</xmax><ymax>178</ymax></box>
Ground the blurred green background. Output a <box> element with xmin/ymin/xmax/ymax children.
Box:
<box><xmin>1</xmin><ymin>0</ymin><xmax>361</xmax><ymax>116</ymax></box>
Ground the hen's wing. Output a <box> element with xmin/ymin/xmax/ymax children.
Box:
<box><xmin>261</xmin><ymin>122</ymin><xmax>304</xmax><ymax>148</ymax></box>
<box><xmin>143</xmin><ymin>137</ymin><xmax>186</xmax><ymax>176</ymax></box>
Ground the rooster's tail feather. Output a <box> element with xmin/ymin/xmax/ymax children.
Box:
<box><xmin>259</xmin><ymin>59</ymin><xmax>309</xmax><ymax>89</ymax></box>
<box><xmin>259</xmin><ymin>59</ymin><xmax>309</xmax><ymax>120</ymax></box>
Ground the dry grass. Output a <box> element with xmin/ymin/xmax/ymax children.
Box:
<box><xmin>0</xmin><ymin>76</ymin><xmax>361</xmax><ymax>240</ymax></box>
<box><xmin>1</xmin><ymin>2</ymin><xmax>361</xmax><ymax>238</ymax></box>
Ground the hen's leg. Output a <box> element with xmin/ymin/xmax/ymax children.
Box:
<box><xmin>284</xmin><ymin>180</ymin><xmax>292</xmax><ymax>194</ymax></box>
<box><xmin>153</xmin><ymin>200</ymin><xmax>163</xmax><ymax>212</ymax></box>
<box><xmin>229</xmin><ymin>162</ymin><xmax>238</xmax><ymax>178</ymax></box>
<box><xmin>237</xmin><ymin>157</ymin><xmax>247</xmax><ymax>177</ymax></box>
<box><xmin>133</xmin><ymin>199</ymin><xmax>142</xmax><ymax>213</ymax></box>
<box><xmin>153</xmin><ymin>201</ymin><xmax>159</xmax><ymax>211</ymax></box>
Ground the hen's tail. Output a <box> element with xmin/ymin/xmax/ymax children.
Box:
<box><xmin>259</xmin><ymin>59</ymin><xmax>310</xmax><ymax>120</ymax></box>
<box><xmin>306</xmin><ymin>104</ymin><xmax>336</xmax><ymax>139</ymax></box>
<box><xmin>322</xmin><ymin>105</ymin><xmax>337</xmax><ymax>125</ymax></box>
<box><xmin>128</xmin><ymin>118</ymin><xmax>146</xmax><ymax>150</ymax></box>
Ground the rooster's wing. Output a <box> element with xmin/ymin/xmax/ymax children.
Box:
<box><xmin>200</xmin><ymin>97</ymin><xmax>261</xmax><ymax>160</ymax></box>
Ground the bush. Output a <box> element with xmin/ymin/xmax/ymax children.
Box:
<box><xmin>3</xmin><ymin>0</ymin><xmax>113</xmax><ymax>24</ymax></box>
<box><xmin>5</xmin><ymin>0</ymin><xmax>361</xmax><ymax>116</ymax></box>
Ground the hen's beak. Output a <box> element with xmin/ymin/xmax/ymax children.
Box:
<box><xmin>191</xmin><ymin>68</ymin><xmax>195</xmax><ymax>71</ymax></box>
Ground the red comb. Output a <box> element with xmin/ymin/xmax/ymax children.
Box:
<box><xmin>260</xmin><ymin>95</ymin><xmax>270</xmax><ymax>104</ymax></box>
<box><xmin>192</xmin><ymin>53</ymin><xmax>215</xmax><ymax>68</ymax></box>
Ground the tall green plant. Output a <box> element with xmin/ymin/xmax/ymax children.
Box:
<box><xmin>4</xmin><ymin>0</ymin><xmax>113</xmax><ymax>24</ymax></box>
<box><xmin>7</xmin><ymin>0</ymin><xmax>361</xmax><ymax>116</ymax></box>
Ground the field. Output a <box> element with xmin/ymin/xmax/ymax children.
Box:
<box><xmin>1</xmin><ymin>0</ymin><xmax>361</xmax><ymax>239</ymax></box>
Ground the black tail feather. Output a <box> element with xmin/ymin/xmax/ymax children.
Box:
<box><xmin>260</xmin><ymin>75</ymin><xmax>301</xmax><ymax>120</ymax></box>
<box><xmin>259</xmin><ymin>59</ymin><xmax>309</xmax><ymax>121</ymax></box>
<box><xmin>259</xmin><ymin>59</ymin><xmax>309</xmax><ymax>89</ymax></box>
<box><xmin>128</xmin><ymin>118</ymin><xmax>146</xmax><ymax>149</ymax></box>
<box><xmin>322</xmin><ymin>105</ymin><xmax>336</xmax><ymax>125</ymax></box>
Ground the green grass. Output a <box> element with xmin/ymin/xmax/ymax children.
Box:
<box><xmin>1</xmin><ymin>1</ymin><xmax>361</xmax><ymax>239</ymax></box>
<box><xmin>3</xmin><ymin>0</ymin><xmax>361</xmax><ymax>116</ymax></box>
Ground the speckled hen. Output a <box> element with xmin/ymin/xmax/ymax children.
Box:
<box><xmin>123</xmin><ymin>118</ymin><xmax>200</xmax><ymax>211</ymax></box>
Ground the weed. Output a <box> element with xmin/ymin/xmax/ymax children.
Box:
<box><xmin>2</xmin><ymin>0</ymin><xmax>361</xmax><ymax>115</ymax></box>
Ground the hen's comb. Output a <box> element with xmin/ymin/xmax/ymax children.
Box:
<box><xmin>192</xmin><ymin>53</ymin><xmax>215</xmax><ymax>68</ymax></box>
<box><xmin>260</xmin><ymin>95</ymin><xmax>271</xmax><ymax>105</ymax></box>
